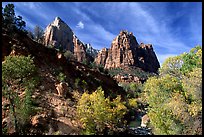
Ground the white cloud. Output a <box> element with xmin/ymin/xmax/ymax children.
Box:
<box><xmin>21</xmin><ymin>2</ymin><xmax>38</xmax><ymax>9</ymax></box>
<box><xmin>76</xmin><ymin>21</ymin><xmax>84</xmax><ymax>29</ymax></box>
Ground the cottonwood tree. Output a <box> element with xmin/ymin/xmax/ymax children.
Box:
<box><xmin>143</xmin><ymin>45</ymin><xmax>202</xmax><ymax>135</ymax></box>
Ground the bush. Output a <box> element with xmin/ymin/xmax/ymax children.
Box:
<box><xmin>64</xmin><ymin>50</ymin><xmax>76</xmax><ymax>61</ymax></box>
<box><xmin>76</xmin><ymin>86</ymin><xmax>127</xmax><ymax>135</ymax></box>
<box><xmin>120</xmin><ymin>82</ymin><xmax>143</xmax><ymax>98</ymax></box>
<box><xmin>74</xmin><ymin>78</ymin><xmax>80</xmax><ymax>89</ymax></box>
<box><xmin>57</xmin><ymin>72</ymin><xmax>66</xmax><ymax>82</ymax></box>
<box><xmin>81</xmin><ymin>80</ymin><xmax>87</xmax><ymax>91</ymax></box>
<box><xmin>127</xmin><ymin>98</ymin><xmax>138</xmax><ymax>109</ymax></box>
<box><xmin>2</xmin><ymin>55</ymin><xmax>36</xmax><ymax>82</ymax></box>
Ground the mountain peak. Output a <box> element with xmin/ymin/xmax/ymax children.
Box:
<box><xmin>119</xmin><ymin>30</ymin><xmax>133</xmax><ymax>36</ymax></box>
<box><xmin>52</xmin><ymin>16</ymin><xmax>65</xmax><ymax>26</ymax></box>
<box><xmin>94</xmin><ymin>30</ymin><xmax>160</xmax><ymax>73</ymax></box>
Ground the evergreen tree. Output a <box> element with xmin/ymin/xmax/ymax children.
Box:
<box><xmin>2</xmin><ymin>3</ymin><xmax>27</xmax><ymax>34</ymax></box>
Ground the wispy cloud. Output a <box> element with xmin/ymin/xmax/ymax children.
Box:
<box><xmin>104</xmin><ymin>2</ymin><xmax>200</xmax><ymax>65</ymax></box>
<box><xmin>2</xmin><ymin>2</ymin><xmax>201</xmax><ymax>65</ymax></box>
<box><xmin>76</xmin><ymin>21</ymin><xmax>84</xmax><ymax>29</ymax></box>
<box><xmin>20</xmin><ymin>2</ymin><xmax>41</xmax><ymax>9</ymax></box>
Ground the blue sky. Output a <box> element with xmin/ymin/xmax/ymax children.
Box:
<box><xmin>2</xmin><ymin>2</ymin><xmax>202</xmax><ymax>65</ymax></box>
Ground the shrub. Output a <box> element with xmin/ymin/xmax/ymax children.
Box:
<box><xmin>81</xmin><ymin>80</ymin><xmax>87</xmax><ymax>91</ymax></box>
<box><xmin>120</xmin><ymin>82</ymin><xmax>143</xmax><ymax>98</ymax></box>
<box><xmin>64</xmin><ymin>50</ymin><xmax>76</xmax><ymax>61</ymax></box>
<box><xmin>57</xmin><ymin>72</ymin><xmax>66</xmax><ymax>82</ymax></box>
<box><xmin>127</xmin><ymin>98</ymin><xmax>138</xmax><ymax>109</ymax></box>
<box><xmin>74</xmin><ymin>78</ymin><xmax>80</xmax><ymax>89</ymax></box>
<box><xmin>76</xmin><ymin>86</ymin><xmax>127</xmax><ymax>135</ymax></box>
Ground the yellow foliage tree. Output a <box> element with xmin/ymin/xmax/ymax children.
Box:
<box><xmin>76</xmin><ymin>86</ymin><xmax>127</xmax><ymax>135</ymax></box>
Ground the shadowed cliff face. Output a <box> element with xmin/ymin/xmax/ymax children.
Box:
<box><xmin>94</xmin><ymin>30</ymin><xmax>160</xmax><ymax>73</ymax></box>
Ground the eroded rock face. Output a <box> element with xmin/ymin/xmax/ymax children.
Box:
<box><xmin>73</xmin><ymin>35</ymin><xmax>87</xmax><ymax>62</ymax></box>
<box><xmin>44</xmin><ymin>17</ymin><xmax>74</xmax><ymax>52</ymax></box>
<box><xmin>44</xmin><ymin>17</ymin><xmax>96</xmax><ymax>63</ymax></box>
<box><xmin>136</xmin><ymin>43</ymin><xmax>160</xmax><ymax>73</ymax></box>
<box><xmin>105</xmin><ymin>30</ymin><xmax>139</xmax><ymax>69</ymax></box>
<box><xmin>94</xmin><ymin>30</ymin><xmax>160</xmax><ymax>73</ymax></box>
<box><xmin>94</xmin><ymin>48</ymin><xmax>109</xmax><ymax>66</ymax></box>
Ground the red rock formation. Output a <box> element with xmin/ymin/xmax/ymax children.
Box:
<box><xmin>94</xmin><ymin>30</ymin><xmax>160</xmax><ymax>73</ymax></box>
<box><xmin>104</xmin><ymin>30</ymin><xmax>139</xmax><ymax>69</ymax></box>
<box><xmin>94</xmin><ymin>48</ymin><xmax>108</xmax><ymax>66</ymax></box>
<box><xmin>44</xmin><ymin>17</ymin><xmax>92</xmax><ymax>63</ymax></box>
<box><xmin>73</xmin><ymin>35</ymin><xmax>87</xmax><ymax>62</ymax></box>
<box><xmin>137</xmin><ymin>43</ymin><xmax>160</xmax><ymax>73</ymax></box>
<box><xmin>44</xmin><ymin>17</ymin><xmax>74</xmax><ymax>52</ymax></box>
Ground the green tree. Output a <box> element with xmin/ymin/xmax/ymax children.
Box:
<box><xmin>2</xmin><ymin>4</ymin><xmax>16</xmax><ymax>31</ymax></box>
<box><xmin>129</xmin><ymin>83</ymin><xmax>137</xmax><ymax>92</ymax></box>
<box><xmin>2</xmin><ymin>3</ymin><xmax>27</xmax><ymax>35</ymax></box>
<box><xmin>2</xmin><ymin>55</ymin><xmax>38</xmax><ymax>134</ymax></box>
<box><xmin>64</xmin><ymin>50</ymin><xmax>76</xmax><ymax>61</ymax></box>
<box><xmin>144</xmin><ymin>75</ymin><xmax>184</xmax><ymax>135</ymax></box>
<box><xmin>74</xmin><ymin>78</ymin><xmax>80</xmax><ymax>89</ymax></box>
<box><xmin>180</xmin><ymin>45</ymin><xmax>202</xmax><ymax>75</ymax></box>
<box><xmin>57</xmin><ymin>72</ymin><xmax>66</xmax><ymax>83</ymax></box>
<box><xmin>15</xmin><ymin>15</ymin><xmax>26</xmax><ymax>31</ymax></box>
<box><xmin>81</xmin><ymin>80</ymin><xmax>88</xmax><ymax>91</ymax></box>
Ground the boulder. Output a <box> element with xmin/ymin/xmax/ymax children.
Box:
<box><xmin>31</xmin><ymin>114</ymin><xmax>47</xmax><ymax>127</ymax></box>
<box><xmin>55</xmin><ymin>82</ymin><xmax>69</xmax><ymax>97</ymax></box>
<box><xmin>141</xmin><ymin>114</ymin><xmax>150</xmax><ymax>127</ymax></box>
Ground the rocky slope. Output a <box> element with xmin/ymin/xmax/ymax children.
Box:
<box><xmin>94</xmin><ymin>30</ymin><xmax>160</xmax><ymax>73</ymax></box>
<box><xmin>44</xmin><ymin>17</ymin><xmax>98</xmax><ymax>63</ymax></box>
<box><xmin>2</xmin><ymin>31</ymin><xmax>127</xmax><ymax>135</ymax></box>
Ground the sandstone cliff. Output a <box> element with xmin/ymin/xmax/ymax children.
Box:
<box><xmin>73</xmin><ymin>35</ymin><xmax>87</xmax><ymax>62</ymax></box>
<box><xmin>44</xmin><ymin>17</ymin><xmax>74</xmax><ymax>52</ymax></box>
<box><xmin>94</xmin><ymin>48</ymin><xmax>108</xmax><ymax>66</ymax></box>
<box><xmin>94</xmin><ymin>30</ymin><xmax>160</xmax><ymax>73</ymax></box>
<box><xmin>44</xmin><ymin>17</ymin><xmax>97</xmax><ymax>63</ymax></box>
